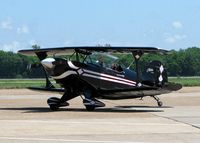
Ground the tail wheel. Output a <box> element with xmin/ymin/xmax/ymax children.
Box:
<box><xmin>157</xmin><ymin>101</ymin><xmax>163</xmax><ymax>107</ymax></box>
<box><xmin>152</xmin><ymin>96</ymin><xmax>163</xmax><ymax>107</ymax></box>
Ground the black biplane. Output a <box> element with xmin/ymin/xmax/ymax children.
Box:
<box><xmin>18</xmin><ymin>46</ymin><xmax>182</xmax><ymax>111</ymax></box>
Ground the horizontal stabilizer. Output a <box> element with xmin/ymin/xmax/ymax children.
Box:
<box><xmin>163</xmin><ymin>82</ymin><xmax>182</xmax><ymax>91</ymax></box>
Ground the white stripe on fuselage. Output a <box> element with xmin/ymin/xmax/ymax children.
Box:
<box><xmin>83</xmin><ymin>69</ymin><xmax>136</xmax><ymax>84</ymax></box>
<box><xmin>83</xmin><ymin>73</ymin><xmax>136</xmax><ymax>87</ymax></box>
<box><xmin>52</xmin><ymin>70</ymin><xmax>77</xmax><ymax>79</ymax></box>
<box><xmin>51</xmin><ymin>61</ymin><xmax>136</xmax><ymax>86</ymax></box>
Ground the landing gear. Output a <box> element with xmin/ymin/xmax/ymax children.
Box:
<box><xmin>49</xmin><ymin>105</ymin><xmax>59</xmax><ymax>111</ymax></box>
<box><xmin>83</xmin><ymin>98</ymin><xmax>105</xmax><ymax>111</ymax></box>
<box><xmin>157</xmin><ymin>100</ymin><xmax>163</xmax><ymax>107</ymax></box>
<box><xmin>85</xmin><ymin>105</ymin><xmax>96</xmax><ymax>111</ymax></box>
<box><xmin>152</xmin><ymin>96</ymin><xmax>163</xmax><ymax>107</ymax></box>
<box><xmin>47</xmin><ymin>97</ymin><xmax>69</xmax><ymax>111</ymax></box>
<box><xmin>82</xmin><ymin>88</ymin><xmax>105</xmax><ymax>111</ymax></box>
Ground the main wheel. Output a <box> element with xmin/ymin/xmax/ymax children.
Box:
<box><xmin>49</xmin><ymin>105</ymin><xmax>59</xmax><ymax>111</ymax></box>
<box><xmin>47</xmin><ymin>97</ymin><xmax>61</xmax><ymax>111</ymax></box>
<box><xmin>158</xmin><ymin>101</ymin><xmax>163</xmax><ymax>107</ymax></box>
<box><xmin>47</xmin><ymin>97</ymin><xmax>60</xmax><ymax>103</ymax></box>
<box><xmin>85</xmin><ymin>105</ymin><xmax>95</xmax><ymax>111</ymax></box>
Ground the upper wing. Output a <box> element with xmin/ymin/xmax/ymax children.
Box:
<box><xmin>18</xmin><ymin>46</ymin><xmax>168</xmax><ymax>56</ymax></box>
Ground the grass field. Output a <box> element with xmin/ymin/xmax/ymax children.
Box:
<box><xmin>0</xmin><ymin>79</ymin><xmax>46</xmax><ymax>89</ymax></box>
<box><xmin>0</xmin><ymin>77</ymin><xmax>200</xmax><ymax>89</ymax></box>
<box><xmin>169</xmin><ymin>77</ymin><xmax>200</xmax><ymax>87</ymax></box>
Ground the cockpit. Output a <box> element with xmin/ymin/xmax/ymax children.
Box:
<box><xmin>84</xmin><ymin>52</ymin><xmax>124</xmax><ymax>72</ymax></box>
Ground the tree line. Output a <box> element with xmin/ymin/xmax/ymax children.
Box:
<box><xmin>0</xmin><ymin>47</ymin><xmax>200</xmax><ymax>78</ymax></box>
<box><xmin>120</xmin><ymin>47</ymin><xmax>200</xmax><ymax>76</ymax></box>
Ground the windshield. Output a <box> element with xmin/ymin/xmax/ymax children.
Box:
<box><xmin>85</xmin><ymin>52</ymin><xmax>124</xmax><ymax>71</ymax></box>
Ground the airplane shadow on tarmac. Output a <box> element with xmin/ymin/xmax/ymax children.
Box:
<box><xmin>0</xmin><ymin>106</ymin><xmax>172</xmax><ymax>113</ymax></box>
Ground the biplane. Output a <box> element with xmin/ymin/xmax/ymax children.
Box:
<box><xmin>18</xmin><ymin>46</ymin><xmax>182</xmax><ymax>111</ymax></box>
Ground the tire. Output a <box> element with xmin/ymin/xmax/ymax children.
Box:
<box><xmin>47</xmin><ymin>97</ymin><xmax>60</xmax><ymax>111</ymax></box>
<box><xmin>158</xmin><ymin>101</ymin><xmax>163</xmax><ymax>107</ymax></box>
<box><xmin>85</xmin><ymin>105</ymin><xmax>95</xmax><ymax>111</ymax></box>
<box><xmin>49</xmin><ymin>105</ymin><xmax>59</xmax><ymax>111</ymax></box>
<box><xmin>47</xmin><ymin>97</ymin><xmax>60</xmax><ymax>104</ymax></box>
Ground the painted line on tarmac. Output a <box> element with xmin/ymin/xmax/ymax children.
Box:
<box><xmin>0</xmin><ymin>137</ymin><xmax>143</xmax><ymax>143</ymax></box>
<box><xmin>0</xmin><ymin>120</ymin><xmax>189</xmax><ymax>126</ymax></box>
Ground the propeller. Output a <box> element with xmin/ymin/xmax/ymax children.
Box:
<box><xmin>27</xmin><ymin>61</ymin><xmax>55</xmax><ymax>89</ymax></box>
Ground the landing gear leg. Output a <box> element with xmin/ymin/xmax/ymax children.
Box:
<box><xmin>83</xmin><ymin>89</ymin><xmax>105</xmax><ymax>111</ymax></box>
<box><xmin>152</xmin><ymin>96</ymin><xmax>163</xmax><ymax>107</ymax></box>
<box><xmin>47</xmin><ymin>87</ymin><xmax>79</xmax><ymax>111</ymax></box>
<box><xmin>47</xmin><ymin>90</ymin><xmax>72</xmax><ymax>111</ymax></box>
<box><xmin>83</xmin><ymin>89</ymin><xmax>96</xmax><ymax>111</ymax></box>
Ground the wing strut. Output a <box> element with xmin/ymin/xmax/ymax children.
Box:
<box><xmin>132</xmin><ymin>51</ymin><xmax>144</xmax><ymax>87</ymax></box>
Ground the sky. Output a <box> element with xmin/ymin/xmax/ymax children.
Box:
<box><xmin>0</xmin><ymin>0</ymin><xmax>200</xmax><ymax>52</ymax></box>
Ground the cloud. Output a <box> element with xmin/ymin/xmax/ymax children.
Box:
<box><xmin>165</xmin><ymin>34</ymin><xmax>187</xmax><ymax>44</ymax></box>
<box><xmin>1</xmin><ymin>41</ymin><xmax>20</xmax><ymax>52</ymax></box>
<box><xmin>17</xmin><ymin>25</ymin><xmax>30</xmax><ymax>34</ymax></box>
<box><xmin>0</xmin><ymin>18</ymin><xmax>13</xmax><ymax>30</ymax></box>
<box><xmin>1</xmin><ymin>18</ymin><xmax>30</xmax><ymax>35</ymax></box>
<box><xmin>172</xmin><ymin>21</ymin><xmax>183</xmax><ymax>29</ymax></box>
<box><xmin>165</xmin><ymin>37</ymin><xmax>176</xmax><ymax>43</ymax></box>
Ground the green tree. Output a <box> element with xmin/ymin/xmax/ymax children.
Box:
<box><xmin>32</xmin><ymin>44</ymin><xmax>40</xmax><ymax>49</ymax></box>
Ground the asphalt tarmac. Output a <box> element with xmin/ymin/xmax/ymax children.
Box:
<box><xmin>0</xmin><ymin>87</ymin><xmax>200</xmax><ymax>143</ymax></box>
